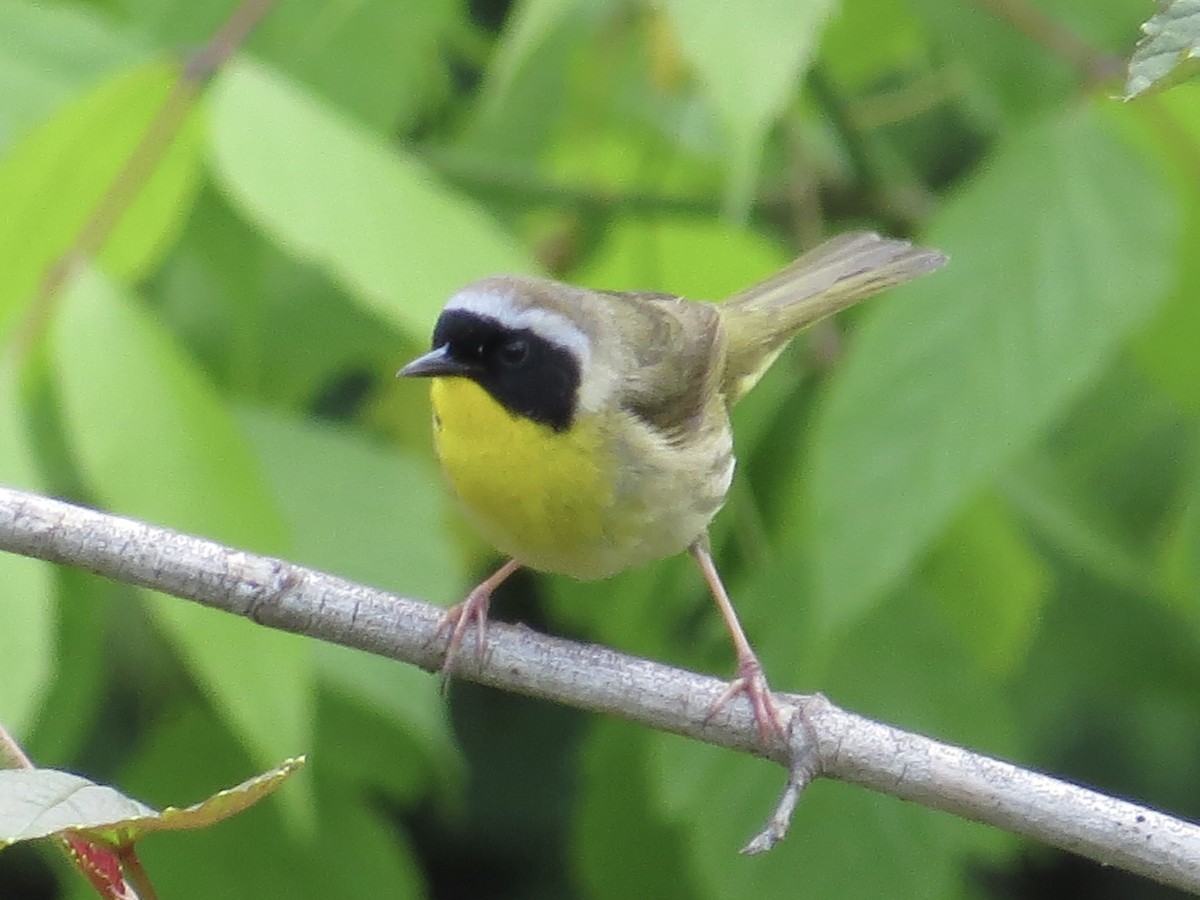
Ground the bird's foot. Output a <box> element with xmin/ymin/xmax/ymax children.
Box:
<box><xmin>433</xmin><ymin>584</ymin><xmax>492</xmax><ymax>678</ymax></box>
<box><xmin>431</xmin><ymin>559</ymin><xmax>521</xmax><ymax>682</ymax></box>
<box><xmin>707</xmin><ymin>654</ymin><xmax>791</xmax><ymax>747</ymax></box>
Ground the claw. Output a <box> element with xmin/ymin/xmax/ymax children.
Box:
<box><xmin>433</xmin><ymin>558</ymin><xmax>521</xmax><ymax>678</ymax></box>
<box><xmin>435</xmin><ymin>589</ymin><xmax>490</xmax><ymax>675</ymax></box>
<box><xmin>706</xmin><ymin>655</ymin><xmax>790</xmax><ymax>745</ymax></box>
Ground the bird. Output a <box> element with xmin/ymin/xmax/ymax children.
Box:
<box><xmin>398</xmin><ymin>231</ymin><xmax>946</xmax><ymax>743</ymax></box>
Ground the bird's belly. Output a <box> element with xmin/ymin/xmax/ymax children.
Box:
<box><xmin>430</xmin><ymin>378</ymin><xmax>721</xmax><ymax>579</ymax></box>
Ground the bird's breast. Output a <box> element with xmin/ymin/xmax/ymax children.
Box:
<box><xmin>430</xmin><ymin>377</ymin><xmax>617</xmax><ymax>577</ymax></box>
<box><xmin>429</xmin><ymin>377</ymin><xmax>729</xmax><ymax>579</ymax></box>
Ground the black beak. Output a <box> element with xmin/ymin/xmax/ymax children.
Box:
<box><xmin>396</xmin><ymin>345</ymin><xmax>474</xmax><ymax>379</ymax></box>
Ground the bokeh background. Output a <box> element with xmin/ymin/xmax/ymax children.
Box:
<box><xmin>1</xmin><ymin>0</ymin><xmax>1198</xmax><ymax>897</ymax></box>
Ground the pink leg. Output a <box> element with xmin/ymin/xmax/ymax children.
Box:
<box><xmin>690</xmin><ymin>537</ymin><xmax>790</xmax><ymax>744</ymax></box>
<box><xmin>436</xmin><ymin>558</ymin><xmax>522</xmax><ymax>674</ymax></box>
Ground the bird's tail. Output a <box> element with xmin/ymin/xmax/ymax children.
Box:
<box><xmin>719</xmin><ymin>231</ymin><xmax>946</xmax><ymax>403</ymax></box>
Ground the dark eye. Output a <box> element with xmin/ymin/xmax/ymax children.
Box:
<box><xmin>497</xmin><ymin>338</ymin><xmax>528</xmax><ymax>367</ymax></box>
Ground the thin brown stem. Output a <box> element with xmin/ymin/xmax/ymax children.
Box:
<box><xmin>118</xmin><ymin>846</ymin><xmax>159</xmax><ymax>900</ymax></box>
<box><xmin>3</xmin><ymin>0</ymin><xmax>278</xmax><ymax>367</ymax></box>
<box><xmin>0</xmin><ymin>720</ymin><xmax>33</xmax><ymax>769</ymax></box>
<box><xmin>969</xmin><ymin>0</ymin><xmax>1123</xmax><ymax>87</ymax></box>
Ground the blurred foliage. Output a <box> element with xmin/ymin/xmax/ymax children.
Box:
<box><xmin>0</xmin><ymin>0</ymin><xmax>1198</xmax><ymax>897</ymax></box>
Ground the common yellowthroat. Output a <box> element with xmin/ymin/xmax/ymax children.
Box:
<box><xmin>399</xmin><ymin>232</ymin><xmax>946</xmax><ymax>741</ymax></box>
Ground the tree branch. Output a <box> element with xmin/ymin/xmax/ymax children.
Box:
<box><xmin>1</xmin><ymin>485</ymin><xmax>1199</xmax><ymax>892</ymax></box>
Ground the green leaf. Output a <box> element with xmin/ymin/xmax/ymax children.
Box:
<box><xmin>571</xmin><ymin>216</ymin><xmax>789</xmax><ymax>298</ymax></box>
<box><xmin>662</xmin><ymin>0</ymin><xmax>837</xmax><ymax>217</ymax></box>
<box><xmin>1125</xmin><ymin>0</ymin><xmax>1200</xmax><ymax>99</ymax></box>
<box><xmin>0</xmin><ymin>61</ymin><xmax>204</xmax><ymax>339</ymax></box>
<box><xmin>249</xmin><ymin>0</ymin><xmax>464</xmax><ymax>134</ymax></box>
<box><xmin>51</xmin><ymin>270</ymin><xmax>286</xmax><ymax>547</ymax></box>
<box><xmin>1000</xmin><ymin>467</ymin><xmax>1155</xmax><ymax>599</ymax></box>
<box><xmin>1000</xmin><ymin>363</ymin><xmax>1188</xmax><ymax>599</ymax></box>
<box><xmin>573</xmin><ymin>721</ymin><xmax>701</xmax><ymax>900</ymax></box>
<box><xmin>1133</xmin><ymin>199</ymin><xmax>1200</xmax><ymax>413</ymax></box>
<box><xmin>1016</xmin><ymin>544</ymin><xmax>1200</xmax><ymax>789</ymax></box>
<box><xmin>901</xmin><ymin>0</ymin><xmax>1076</xmax><ymax>124</ymax></box>
<box><xmin>304</xmin><ymin>765</ymin><xmax>424</xmax><ymax>900</ymax></box>
<box><xmin>112</xmin><ymin>0</ymin><xmax>227</xmax><ymax>51</ymax></box>
<box><xmin>313</xmin><ymin>681</ymin><xmax>455</xmax><ymax>804</ymax></box>
<box><xmin>236</xmin><ymin>408</ymin><xmax>459</xmax><ymax>601</ymax></box>
<box><xmin>108</xmin><ymin>707</ymin><xmax>321</xmax><ymax>899</ymax></box>
<box><xmin>0</xmin><ymin>757</ymin><xmax>304</xmax><ymax>848</ymax></box>
<box><xmin>474</xmin><ymin>0</ymin><xmax>577</xmax><ymax>124</ymax></box>
<box><xmin>0</xmin><ymin>769</ymin><xmax>151</xmax><ymax>846</ymax></box>
<box><xmin>49</xmin><ymin>267</ymin><xmax>312</xmax><ymax>782</ymax></box>
<box><xmin>919</xmin><ymin>492</ymin><xmax>1050</xmax><ymax>674</ymax></box>
<box><xmin>0</xmin><ymin>0</ymin><xmax>143</xmax><ymax>149</ymax></box>
<box><xmin>1157</xmin><ymin>466</ymin><xmax>1200</xmax><ymax>620</ymax></box>
<box><xmin>808</xmin><ymin>106</ymin><xmax>1179</xmax><ymax>634</ymax></box>
<box><xmin>117</xmin><ymin>0</ymin><xmax>465</xmax><ymax>135</ymax></box>
<box><xmin>819</xmin><ymin>0</ymin><xmax>925</xmax><ymax>89</ymax></box>
<box><xmin>0</xmin><ymin>359</ymin><xmax>53</xmax><ymax>737</ymax></box>
<box><xmin>207</xmin><ymin>58</ymin><xmax>532</xmax><ymax>339</ymax></box>
<box><xmin>457</xmin><ymin>0</ymin><xmax>593</xmax><ymax>162</ymax></box>
<box><xmin>235</xmin><ymin>408</ymin><xmax>461</xmax><ymax>764</ymax></box>
<box><xmin>19</xmin><ymin>568</ymin><xmax>110</xmax><ymax>766</ymax></box>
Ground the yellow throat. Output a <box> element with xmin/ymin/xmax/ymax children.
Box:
<box><xmin>429</xmin><ymin>376</ymin><xmax>615</xmax><ymax>577</ymax></box>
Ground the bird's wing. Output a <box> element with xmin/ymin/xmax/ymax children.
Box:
<box><xmin>595</xmin><ymin>290</ymin><xmax>726</xmax><ymax>442</ymax></box>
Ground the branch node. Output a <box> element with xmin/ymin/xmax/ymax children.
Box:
<box><xmin>741</xmin><ymin>696</ymin><xmax>824</xmax><ymax>854</ymax></box>
<box><xmin>234</xmin><ymin>554</ymin><xmax>304</xmax><ymax>626</ymax></box>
